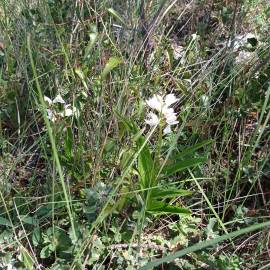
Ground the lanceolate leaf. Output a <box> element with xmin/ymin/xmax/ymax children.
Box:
<box><xmin>151</xmin><ymin>188</ymin><xmax>192</xmax><ymax>199</ymax></box>
<box><xmin>147</xmin><ymin>200</ymin><xmax>191</xmax><ymax>215</ymax></box>
<box><xmin>172</xmin><ymin>140</ymin><xmax>213</xmax><ymax>160</ymax></box>
<box><xmin>162</xmin><ymin>157</ymin><xmax>207</xmax><ymax>176</ymax></box>
<box><xmin>138</xmin><ymin>136</ymin><xmax>155</xmax><ymax>190</ymax></box>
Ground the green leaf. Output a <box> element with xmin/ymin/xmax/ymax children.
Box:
<box><xmin>0</xmin><ymin>216</ymin><xmax>12</xmax><ymax>227</ymax></box>
<box><xmin>147</xmin><ymin>200</ymin><xmax>191</xmax><ymax>215</ymax></box>
<box><xmin>140</xmin><ymin>220</ymin><xmax>270</xmax><ymax>270</ymax></box>
<box><xmin>32</xmin><ymin>227</ymin><xmax>41</xmax><ymax>247</ymax></box>
<box><xmin>162</xmin><ymin>157</ymin><xmax>207</xmax><ymax>176</ymax></box>
<box><xmin>151</xmin><ymin>188</ymin><xmax>192</xmax><ymax>199</ymax></box>
<box><xmin>40</xmin><ymin>244</ymin><xmax>53</xmax><ymax>258</ymax></box>
<box><xmin>64</xmin><ymin>126</ymin><xmax>73</xmax><ymax>159</ymax></box>
<box><xmin>101</xmin><ymin>57</ymin><xmax>122</xmax><ymax>79</ymax></box>
<box><xmin>172</xmin><ymin>140</ymin><xmax>212</xmax><ymax>160</ymax></box>
<box><xmin>20</xmin><ymin>215</ymin><xmax>38</xmax><ymax>225</ymax></box>
<box><xmin>137</xmin><ymin>136</ymin><xmax>156</xmax><ymax>190</ymax></box>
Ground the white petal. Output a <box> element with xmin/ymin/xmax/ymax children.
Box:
<box><xmin>44</xmin><ymin>96</ymin><xmax>53</xmax><ymax>105</ymax></box>
<box><xmin>46</xmin><ymin>109</ymin><xmax>56</xmax><ymax>122</ymax></box>
<box><xmin>146</xmin><ymin>94</ymin><xmax>164</xmax><ymax>112</ymax></box>
<box><xmin>53</xmin><ymin>94</ymin><xmax>65</xmax><ymax>104</ymax></box>
<box><xmin>163</xmin><ymin>125</ymin><xmax>172</xmax><ymax>134</ymax></box>
<box><xmin>165</xmin><ymin>112</ymin><xmax>179</xmax><ymax>125</ymax></box>
<box><xmin>164</xmin><ymin>94</ymin><xmax>179</xmax><ymax>107</ymax></box>
<box><xmin>61</xmin><ymin>104</ymin><xmax>73</xmax><ymax>117</ymax></box>
<box><xmin>163</xmin><ymin>107</ymin><xmax>178</xmax><ymax>124</ymax></box>
<box><xmin>166</xmin><ymin>120</ymin><xmax>179</xmax><ymax>125</ymax></box>
<box><xmin>145</xmin><ymin>112</ymin><xmax>160</xmax><ymax>126</ymax></box>
<box><xmin>166</xmin><ymin>116</ymin><xmax>179</xmax><ymax>125</ymax></box>
<box><xmin>64</xmin><ymin>108</ymin><xmax>73</xmax><ymax>117</ymax></box>
<box><xmin>162</xmin><ymin>107</ymin><xmax>174</xmax><ymax>115</ymax></box>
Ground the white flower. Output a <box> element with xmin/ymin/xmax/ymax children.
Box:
<box><xmin>63</xmin><ymin>104</ymin><xmax>73</xmax><ymax>117</ymax></box>
<box><xmin>145</xmin><ymin>93</ymin><xmax>179</xmax><ymax>134</ymax></box>
<box><xmin>146</xmin><ymin>93</ymin><xmax>179</xmax><ymax>113</ymax></box>
<box><xmin>53</xmin><ymin>94</ymin><xmax>65</xmax><ymax>104</ymax></box>
<box><xmin>164</xmin><ymin>94</ymin><xmax>179</xmax><ymax>107</ymax></box>
<box><xmin>59</xmin><ymin>104</ymin><xmax>76</xmax><ymax>117</ymax></box>
<box><xmin>46</xmin><ymin>109</ymin><xmax>57</xmax><ymax>122</ymax></box>
<box><xmin>146</xmin><ymin>94</ymin><xmax>164</xmax><ymax>112</ymax></box>
<box><xmin>163</xmin><ymin>125</ymin><xmax>172</xmax><ymax>134</ymax></box>
<box><xmin>44</xmin><ymin>94</ymin><xmax>77</xmax><ymax>121</ymax></box>
<box><xmin>44</xmin><ymin>96</ymin><xmax>53</xmax><ymax>105</ymax></box>
<box><xmin>165</xmin><ymin>113</ymin><xmax>179</xmax><ymax>125</ymax></box>
<box><xmin>145</xmin><ymin>112</ymin><xmax>160</xmax><ymax>126</ymax></box>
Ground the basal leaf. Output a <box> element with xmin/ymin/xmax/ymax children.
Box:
<box><xmin>151</xmin><ymin>188</ymin><xmax>192</xmax><ymax>199</ymax></box>
<box><xmin>137</xmin><ymin>135</ymin><xmax>156</xmax><ymax>190</ymax></box>
<box><xmin>172</xmin><ymin>140</ymin><xmax>212</xmax><ymax>160</ymax></box>
<box><xmin>147</xmin><ymin>200</ymin><xmax>191</xmax><ymax>215</ymax></box>
<box><xmin>162</xmin><ymin>157</ymin><xmax>206</xmax><ymax>176</ymax></box>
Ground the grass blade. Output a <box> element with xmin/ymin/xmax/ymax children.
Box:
<box><xmin>141</xmin><ymin>220</ymin><xmax>270</xmax><ymax>270</ymax></box>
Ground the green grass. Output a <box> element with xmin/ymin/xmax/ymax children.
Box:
<box><xmin>0</xmin><ymin>0</ymin><xmax>270</xmax><ymax>269</ymax></box>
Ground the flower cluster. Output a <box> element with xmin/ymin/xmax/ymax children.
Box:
<box><xmin>145</xmin><ymin>93</ymin><xmax>179</xmax><ymax>134</ymax></box>
<box><xmin>44</xmin><ymin>94</ymin><xmax>77</xmax><ymax>122</ymax></box>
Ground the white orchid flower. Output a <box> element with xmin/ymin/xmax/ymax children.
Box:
<box><xmin>164</xmin><ymin>110</ymin><xmax>179</xmax><ymax>125</ymax></box>
<box><xmin>145</xmin><ymin>112</ymin><xmax>160</xmax><ymax>126</ymax></box>
<box><xmin>164</xmin><ymin>94</ymin><xmax>179</xmax><ymax>107</ymax></box>
<box><xmin>46</xmin><ymin>109</ymin><xmax>57</xmax><ymax>122</ymax></box>
<box><xmin>53</xmin><ymin>94</ymin><xmax>65</xmax><ymax>104</ymax></box>
<box><xmin>44</xmin><ymin>94</ymin><xmax>77</xmax><ymax>121</ymax></box>
<box><xmin>146</xmin><ymin>94</ymin><xmax>164</xmax><ymax>112</ymax></box>
<box><xmin>63</xmin><ymin>104</ymin><xmax>73</xmax><ymax>117</ymax></box>
<box><xmin>44</xmin><ymin>96</ymin><xmax>53</xmax><ymax>105</ymax></box>
<box><xmin>145</xmin><ymin>93</ymin><xmax>180</xmax><ymax>134</ymax></box>
<box><xmin>59</xmin><ymin>104</ymin><xmax>76</xmax><ymax>117</ymax></box>
<box><xmin>163</xmin><ymin>125</ymin><xmax>172</xmax><ymax>134</ymax></box>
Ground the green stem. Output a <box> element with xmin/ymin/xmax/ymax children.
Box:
<box><xmin>27</xmin><ymin>34</ymin><xmax>77</xmax><ymax>240</ymax></box>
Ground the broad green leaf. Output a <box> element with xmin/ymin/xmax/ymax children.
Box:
<box><xmin>140</xmin><ymin>220</ymin><xmax>270</xmax><ymax>270</ymax></box>
<box><xmin>137</xmin><ymin>135</ymin><xmax>156</xmax><ymax>190</ymax></box>
<box><xmin>162</xmin><ymin>157</ymin><xmax>206</xmax><ymax>176</ymax></box>
<box><xmin>107</xmin><ymin>8</ymin><xmax>125</xmax><ymax>24</ymax></box>
<box><xmin>151</xmin><ymin>188</ymin><xmax>192</xmax><ymax>199</ymax></box>
<box><xmin>147</xmin><ymin>200</ymin><xmax>191</xmax><ymax>215</ymax></box>
<box><xmin>0</xmin><ymin>216</ymin><xmax>12</xmax><ymax>227</ymax></box>
<box><xmin>101</xmin><ymin>57</ymin><xmax>122</xmax><ymax>79</ymax></box>
<box><xmin>172</xmin><ymin>140</ymin><xmax>212</xmax><ymax>160</ymax></box>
